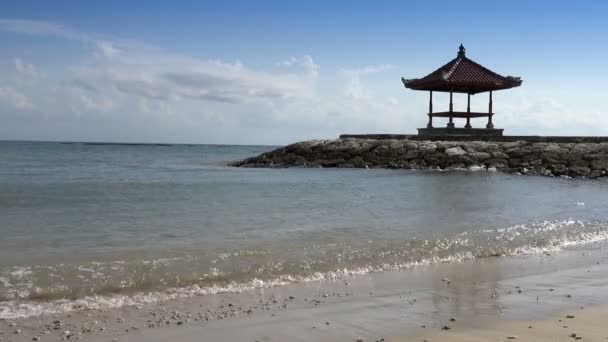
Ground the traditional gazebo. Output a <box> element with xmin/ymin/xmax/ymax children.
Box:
<box><xmin>402</xmin><ymin>44</ymin><xmax>522</xmax><ymax>136</ymax></box>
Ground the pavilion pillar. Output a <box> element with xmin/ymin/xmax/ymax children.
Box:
<box><xmin>486</xmin><ymin>91</ymin><xmax>494</xmax><ymax>129</ymax></box>
<box><xmin>465</xmin><ymin>93</ymin><xmax>472</xmax><ymax>128</ymax></box>
<box><xmin>427</xmin><ymin>91</ymin><xmax>433</xmax><ymax>128</ymax></box>
<box><xmin>447</xmin><ymin>91</ymin><xmax>455</xmax><ymax>128</ymax></box>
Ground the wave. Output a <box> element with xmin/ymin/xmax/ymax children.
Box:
<box><xmin>1</xmin><ymin>220</ymin><xmax>607</xmax><ymax>319</ymax></box>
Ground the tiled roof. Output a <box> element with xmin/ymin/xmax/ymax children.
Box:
<box><xmin>402</xmin><ymin>45</ymin><xmax>522</xmax><ymax>94</ymax></box>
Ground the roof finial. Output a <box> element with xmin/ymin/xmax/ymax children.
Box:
<box><xmin>458</xmin><ymin>43</ymin><xmax>466</xmax><ymax>57</ymax></box>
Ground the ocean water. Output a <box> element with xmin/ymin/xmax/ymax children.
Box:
<box><xmin>1</xmin><ymin>141</ymin><xmax>608</xmax><ymax>319</ymax></box>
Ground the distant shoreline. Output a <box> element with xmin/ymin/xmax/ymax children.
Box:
<box><xmin>0</xmin><ymin>140</ymin><xmax>277</xmax><ymax>147</ymax></box>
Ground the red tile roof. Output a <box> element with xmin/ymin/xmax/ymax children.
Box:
<box><xmin>402</xmin><ymin>45</ymin><xmax>522</xmax><ymax>94</ymax></box>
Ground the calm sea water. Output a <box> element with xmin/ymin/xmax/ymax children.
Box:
<box><xmin>1</xmin><ymin>141</ymin><xmax>608</xmax><ymax>318</ymax></box>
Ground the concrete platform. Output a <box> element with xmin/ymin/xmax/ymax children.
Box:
<box><xmin>338</xmin><ymin>134</ymin><xmax>608</xmax><ymax>143</ymax></box>
<box><xmin>417</xmin><ymin>127</ymin><xmax>503</xmax><ymax>136</ymax></box>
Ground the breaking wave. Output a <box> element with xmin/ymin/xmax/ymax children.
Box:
<box><xmin>1</xmin><ymin>220</ymin><xmax>607</xmax><ymax>319</ymax></box>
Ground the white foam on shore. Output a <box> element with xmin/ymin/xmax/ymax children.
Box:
<box><xmin>1</xmin><ymin>220</ymin><xmax>607</xmax><ymax>320</ymax></box>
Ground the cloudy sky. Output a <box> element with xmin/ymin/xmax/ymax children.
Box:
<box><xmin>1</xmin><ymin>0</ymin><xmax>607</xmax><ymax>145</ymax></box>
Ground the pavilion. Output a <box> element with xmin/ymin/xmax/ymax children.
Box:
<box><xmin>402</xmin><ymin>45</ymin><xmax>522</xmax><ymax>136</ymax></box>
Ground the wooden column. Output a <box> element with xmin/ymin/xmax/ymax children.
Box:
<box><xmin>465</xmin><ymin>93</ymin><xmax>472</xmax><ymax>128</ymax></box>
<box><xmin>486</xmin><ymin>91</ymin><xmax>494</xmax><ymax>129</ymax></box>
<box><xmin>427</xmin><ymin>91</ymin><xmax>433</xmax><ymax>128</ymax></box>
<box><xmin>447</xmin><ymin>91</ymin><xmax>455</xmax><ymax>128</ymax></box>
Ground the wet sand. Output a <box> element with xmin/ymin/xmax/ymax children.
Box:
<box><xmin>407</xmin><ymin>305</ymin><xmax>608</xmax><ymax>341</ymax></box>
<box><xmin>2</xmin><ymin>247</ymin><xmax>608</xmax><ymax>341</ymax></box>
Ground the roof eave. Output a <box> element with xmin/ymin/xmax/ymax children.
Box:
<box><xmin>402</xmin><ymin>77</ymin><xmax>523</xmax><ymax>94</ymax></box>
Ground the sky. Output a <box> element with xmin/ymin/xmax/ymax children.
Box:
<box><xmin>0</xmin><ymin>0</ymin><xmax>607</xmax><ymax>145</ymax></box>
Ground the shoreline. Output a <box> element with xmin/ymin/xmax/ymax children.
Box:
<box><xmin>231</xmin><ymin>138</ymin><xmax>608</xmax><ymax>178</ymax></box>
<box><xmin>2</xmin><ymin>247</ymin><xmax>608</xmax><ymax>341</ymax></box>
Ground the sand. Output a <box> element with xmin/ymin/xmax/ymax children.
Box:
<box><xmin>406</xmin><ymin>306</ymin><xmax>608</xmax><ymax>342</ymax></box>
<box><xmin>1</xmin><ymin>248</ymin><xmax>608</xmax><ymax>341</ymax></box>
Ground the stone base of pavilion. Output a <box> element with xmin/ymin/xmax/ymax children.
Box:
<box><xmin>417</xmin><ymin>127</ymin><xmax>504</xmax><ymax>137</ymax></box>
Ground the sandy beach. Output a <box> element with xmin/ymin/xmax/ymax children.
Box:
<box><xmin>1</xmin><ymin>247</ymin><xmax>607</xmax><ymax>342</ymax></box>
<box><xmin>407</xmin><ymin>306</ymin><xmax>608</xmax><ymax>342</ymax></box>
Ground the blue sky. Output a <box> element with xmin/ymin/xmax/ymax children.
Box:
<box><xmin>1</xmin><ymin>0</ymin><xmax>607</xmax><ymax>144</ymax></box>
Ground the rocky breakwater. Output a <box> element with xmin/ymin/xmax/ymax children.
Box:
<box><xmin>231</xmin><ymin>138</ymin><xmax>608</xmax><ymax>178</ymax></box>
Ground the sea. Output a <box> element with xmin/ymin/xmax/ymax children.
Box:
<box><xmin>1</xmin><ymin>140</ymin><xmax>607</xmax><ymax>319</ymax></box>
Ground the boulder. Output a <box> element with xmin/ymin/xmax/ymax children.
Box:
<box><xmin>405</xmin><ymin>150</ymin><xmax>420</xmax><ymax>159</ymax></box>
<box><xmin>445</xmin><ymin>146</ymin><xmax>467</xmax><ymax>156</ymax></box>
<box><xmin>419</xmin><ymin>143</ymin><xmax>438</xmax><ymax>153</ymax></box>
<box><xmin>468</xmin><ymin>152</ymin><xmax>492</xmax><ymax>161</ymax></box>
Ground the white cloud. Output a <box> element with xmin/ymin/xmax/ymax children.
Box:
<box><xmin>497</xmin><ymin>94</ymin><xmax>608</xmax><ymax>135</ymax></box>
<box><xmin>0</xmin><ymin>19</ymin><xmax>90</xmax><ymax>42</ymax></box>
<box><xmin>14</xmin><ymin>58</ymin><xmax>42</xmax><ymax>84</ymax></box>
<box><xmin>95</xmin><ymin>41</ymin><xmax>122</xmax><ymax>58</ymax></box>
<box><xmin>67</xmin><ymin>43</ymin><xmax>319</xmax><ymax>108</ymax></box>
<box><xmin>0</xmin><ymin>87</ymin><xmax>31</xmax><ymax>109</ymax></box>
<box><xmin>341</xmin><ymin>64</ymin><xmax>396</xmax><ymax>100</ymax></box>
<box><xmin>277</xmin><ymin>55</ymin><xmax>320</xmax><ymax>78</ymax></box>
<box><xmin>341</xmin><ymin>64</ymin><xmax>395</xmax><ymax>76</ymax></box>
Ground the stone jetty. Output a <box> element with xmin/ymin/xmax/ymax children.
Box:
<box><xmin>231</xmin><ymin>138</ymin><xmax>608</xmax><ymax>178</ymax></box>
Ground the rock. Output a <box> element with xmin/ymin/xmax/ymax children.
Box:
<box><xmin>506</xmin><ymin>146</ymin><xmax>532</xmax><ymax>157</ymax></box>
<box><xmin>231</xmin><ymin>138</ymin><xmax>608</xmax><ymax>178</ymax></box>
<box><xmin>491</xmin><ymin>151</ymin><xmax>509</xmax><ymax>159</ymax></box>
<box><xmin>502</xmin><ymin>141</ymin><xmax>527</xmax><ymax>149</ymax></box>
<box><xmin>419</xmin><ymin>143</ymin><xmax>438</xmax><ymax>154</ymax></box>
<box><xmin>591</xmin><ymin>159</ymin><xmax>608</xmax><ymax>170</ymax></box>
<box><xmin>405</xmin><ymin>142</ymin><xmax>418</xmax><ymax>150</ymax></box>
<box><xmin>485</xmin><ymin>159</ymin><xmax>508</xmax><ymax>169</ymax></box>
<box><xmin>569</xmin><ymin>166</ymin><xmax>590</xmax><ymax>176</ymax></box>
<box><xmin>389</xmin><ymin>141</ymin><xmax>405</xmax><ymax>151</ymax></box>
<box><xmin>405</xmin><ymin>150</ymin><xmax>420</xmax><ymax>159</ymax></box>
<box><xmin>542</xmin><ymin>143</ymin><xmax>563</xmax><ymax>153</ymax></box>
<box><xmin>373</xmin><ymin>145</ymin><xmax>390</xmax><ymax>155</ymax></box>
<box><xmin>468</xmin><ymin>151</ymin><xmax>492</xmax><ymax>160</ymax></box>
<box><xmin>446</xmin><ymin>163</ymin><xmax>465</xmax><ymax>170</ymax></box>
<box><xmin>350</xmin><ymin>156</ymin><xmax>367</xmax><ymax>168</ymax></box>
<box><xmin>550</xmin><ymin>164</ymin><xmax>568</xmax><ymax>175</ymax></box>
<box><xmin>445</xmin><ymin>146</ymin><xmax>467</xmax><ymax>156</ymax></box>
